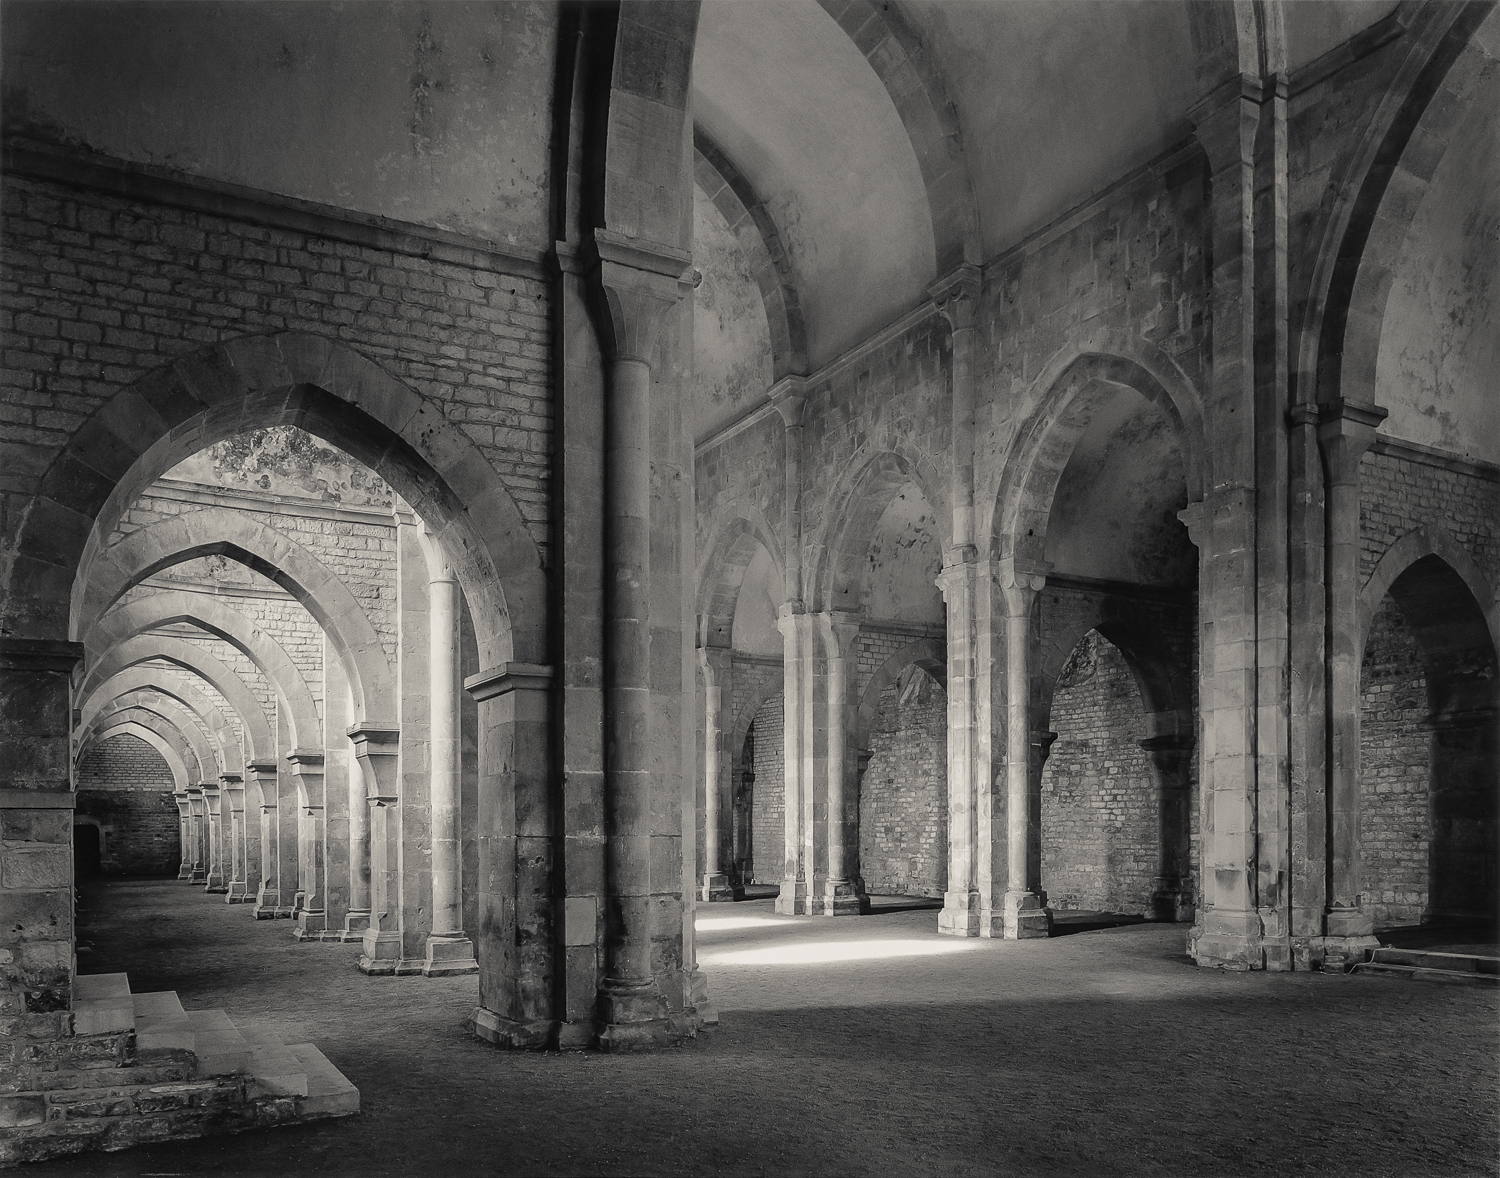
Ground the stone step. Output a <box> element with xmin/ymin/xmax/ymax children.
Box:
<box><xmin>185</xmin><ymin>1009</ymin><xmax>250</xmax><ymax>1076</ymax></box>
<box><xmin>235</xmin><ymin>1023</ymin><xmax>309</xmax><ymax>1098</ymax></box>
<box><xmin>286</xmin><ymin>1043</ymin><xmax>360</xmax><ymax>1119</ymax></box>
<box><xmin>71</xmin><ymin>973</ymin><xmax>134</xmax><ymax>1036</ymax></box>
<box><xmin>1352</xmin><ymin>961</ymin><xmax>1500</xmax><ymax>986</ymax></box>
<box><xmin>131</xmin><ymin>991</ymin><xmax>195</xmax><ymax>1056</ymax></box>
<box><xmin>1369</xmin><ymin>947</ymin><xmax>1500</xmax><ymax>975</ymax></box>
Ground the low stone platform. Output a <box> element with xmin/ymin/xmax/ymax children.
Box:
<box><xmin>0</xmin><ymin>972</ymin><xmax>358</xmax><ymax>1166</ymax></box>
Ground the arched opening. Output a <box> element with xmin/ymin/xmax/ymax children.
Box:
<box><xmin>75</xmin><ymin>731</ymin><xmax>180</xmax><ymax>877</ymax></box>
<box><xmin>1359</xmin><ymin>555</ymin><xmax>1499</xmax><ymax>935</ymax></box>
<box><xmin>73</xmin><ymin>820</ymin><xmax>103</xmax><ymax>881</ymax></box>
<box><xmin>746</xmin><ymin>693</ymin><xmax>785</xmax><ymax>889</ymax></box>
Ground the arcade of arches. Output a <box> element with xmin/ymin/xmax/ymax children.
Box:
<box><xmin>1</xmin><ymin>0</ymin><xmax>1497</xmax><ymax>1167</ymax></box>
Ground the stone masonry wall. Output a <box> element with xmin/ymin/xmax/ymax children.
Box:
<box><xmin>0</xmin><ymin>171</ymin><xmax>553</xmax><ymax>564</ymax></box>
<box><xmin>748</xmin><ymin>692</ymin><xmax>784</xmax><ymax>885</ymax></box>
<box><xmin>859</xmin><ymin>670</ymin><xmax>947</xmax><ymax>898</ymax></box>
<box><xmin>1359</xmin><ymin>594</ymin><xmax>1430</xmax><ymax>928</ymax></box>
<box><xmin>75</xmin><ymin>733</ymin><xmax>180</xmax><ymax>875</ymax></box>
<box><xmin>1040</xmin><ymin>632</ymin><xmax>1159</xmax><ymax>915</ymax></box>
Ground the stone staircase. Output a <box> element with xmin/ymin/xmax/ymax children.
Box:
<box><xmin>1349</xmin><ymin>946</ymin><xmax>1500</xmax><ymax>986</ymax></box>
<box><xmin>1</xmin><ymin>972</ymin><xmax>358</xmax><ymax>1166</ymax></box>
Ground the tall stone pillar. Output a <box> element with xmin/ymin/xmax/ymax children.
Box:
<box><xmin>273</xmin><ymin>710</ymin><xmax>299</xmax><ymax>918</ymax></box>
<box><xmin>0</xmin><ymin>638</ymin><xmax>84</xmax><ymax>1044</ymax></box>
<box><xmin>248</xmin><ymin>761</ymin><xmax>280</xmax><ymax>917</ymax></box>
<box><xmin>320</xmin><ymin>650</ymin><xmax>353</xmax><ymax>941</ymax></box>
<box><xmin>221</xmin><ymin>774</ymin><xmax>249</xmax><ymax>903</ymax></box>
<box><xmin>1141</xmin><ymin>725</ymin><xmax>1197</xmax><ymax>922</ymax></box>
<box><xmin>998</xmin><ymin>560</ymin><xmax>1051</xmax><ymax>939</ymax></box>
<box><xmin>421</xmin><ymin>533</ymin><xmax>478</xmax><ymax>976</ymax></box>
<box><xmin>203</xmin><ymin>782</ymin><xmax>226</xmax><ymax>893</ymax></box>
<box><xmin>466</xmin><ymin>663</ymin><xmax>556</xmax><ymax>1047</ymax></box>
<box><xmin>592</xmin><ymin>229</ymin><xmax>690</xmax><ymax>1049</ymax></box>
<box><xmin>697</xmin><ymin>647</ymin><xmax>736</xmax><ymax>902</ymax></box>
<box><xmin>174</xmin><ymin>790</ymin><xmax>192</xmax><ymax>880</ymax></box>
<box><xmin>187</xmin><ymin>787</ymin><xmax>206</xmax><ymax>882</ymax></box>
<box><xmin>340</xmin><ymin>680</ymin><xmax>371</xmax><ymax>941</ymax></box>
<box><xmin>1318</xmin><ymin>400</ymin><xmax>1386</xmax><ymax>947</ymax></box>
<box><xmin>775</xmin><ymin>610</ymin><xmax>812</xmax><ymax>914</ymax></box>
<box><xmin>351</xmin><ymin>726</ymin><xmax>401</xmax><ymax>974</ymax></box>
<box><xmin>815</xmin><ymin>612</ymin><xmax>866</xmax><ymax>916</ymax></box>
<box><xmin>288</xmin><ymin>751</ymin><xmax>326</xmax><ymax>940</ymax></box>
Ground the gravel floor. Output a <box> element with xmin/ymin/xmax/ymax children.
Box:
<box><xmin>32</xmin><ymin>877</ymin><xmax>1500</xmax><ymax>1178</ymax></box>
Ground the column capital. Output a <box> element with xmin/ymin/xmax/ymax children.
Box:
<box><xmin>245</xmin><ymin>759</ymin><xmax>279</xmax><ymax>774</ymax></box>
<box><xmin>696</xmin><ymin>645</ymin><xmax>733</xmax><ymax>683</ymax></box>
<box><xmin>284</xmin><ymin>749</ymin><xmax>324</xmax><ymax>768</ymax></box>
<box><xmin>345</xmin><ymin>725</ymin><xmax>400</xmax><ymax>747</ymax></box>
<box><xmin>464</xmin><ymin>662</ymin><xmax>555</xmax><ymax>702</ymax></box>
<box><xmin>591</xmin><ymin>228</ymin><xmax>692</xmax><ymax>365</ymax></box>
<box><xmin>1189</xmin><ymin>74</ymin><xmax>1264</xmax><ymax>174</ymax></box>
<box><xmin>994</xmin><ymin>557</ymin><xmax>1049</xmax><ymax>615</ymax></box>
<box><xmin>927</xmin><ymin>263</ymin><xmax>982</xmax><ymax>332</ymax></box>
<box><xmin>936</xmin><ymin>555</ymin><xmax>980</xmax><ymax>598</ymax></box>
<box><xmin>815</xmin><ymin>610</ymin><xmax>862</xmax><ymax>658</ymax></box>
<box><xmin>769</xmin><ymin>375</ymin><xmax>809</xmax><ymax>427</ymax></box>
<box><xmin>1317</xmin><ymin>399</ymin><xmax>1388</xmax><ymax>483</ymax></box>
<box><xmin>1177</xmin><ymin>500</ymin><xmax>1209</xmax><ymax>548</ymax></box>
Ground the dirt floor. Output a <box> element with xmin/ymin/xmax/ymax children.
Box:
<box><xmin>30</xmin><ymin>877</ymin><xmax>1500</xmax><ymax>1178</ymax></box>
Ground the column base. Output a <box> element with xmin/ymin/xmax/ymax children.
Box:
<box><xmin>470</xmin><ymin>1007</ymin><xmax>557</xmax><ymax>1049</ymax></box>
<box><xmin>421</xmin><ymin>934</ymin><xmax>479</xmax><ymax>977</ymax></box>
<box><xmin>1001</xmin><ymin>890</ymin><xmax>1053</xmax><ymax>939</ymax></box>
<box><xmin>1189</xmin><ymin>908</ymin><xmax>1273</xmax><ymax>969</ymax></box>
<box><xmin>225</xmin><ymin>881</ymin><xmax>251</xmax><ymax>904</ymax></box>
<box><xmin>774</xmin><ymin>876</ymin><xmax>807</xmax><ymax>915</ymax></box>
<box><xmin>291</xmin><ymin>890</ymin><xmax>306</xmax><ymax>919</ymax></box>
<box><xmin>700</xmin><ymin>873</ymin><xmax>738</xmax><ymax>903</ymax></box>
<box><xmin>339</xmin><ymin>910</ymin><xmax>371</xmax><ymax>942</ymax></box>
<box><xmin>204</xmin><ymin>871</ymin><xmax>226</xmax><ymax>893</ymax></box>
<box><xmin>189</xmin><ymin>868</ymin><xmax>205</xmax><ymax>882</ymax></box>
<box><xmin>176</xmin><ymin>865</ymin><xmax>193</xmax><ymax>880</ymax></box>
<box><xmin>687</xmin><ymin>967</ymin><xmax>718</xmax><ymax>1027</ymax></box>
<box><xmin>938</xmin><ymin>891</ymin><xmax>981</xmax><ymax>937</ymax></box>
<box><xmin>594</xmin><ymin>984</ymin><xmax>680</xmax><ymax>1052</ymax></box>
<box><xmin>358</xmin><ymin>928</ymin><xmax>401</xmax><ymax>975</ymax></box>
<box><xmin>1149</xmin><ymin>881</ymin><xmax>1195</xmax><ymax>924</ymax></box>
<box><xmin>811</xmin><ymin>878</ymin><xmax>868</xmax><ymax>916</ymax></box>
<box><xmin>1324</xmin><ymin>907</ymin><xmax>1375</xmax><ymax>938</ymax></box>
<box><xmin>1291</xmin><ymin>934</ymin><xmax>1381</xmax><ymax>972</ymax></box>
<box><xmin>291</xmin><ymin>911</ymin><xmax>327</xmax><ymax>940</ymax></box>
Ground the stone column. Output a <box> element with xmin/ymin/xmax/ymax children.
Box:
<box><xmin>341</xmin><ymin>680</ymin><xmax>371</xmax><ymax>941</ymax></box>
<box><xmin>174</xmin><ymin>790</ymin><xmax>192</xmax><ymax>879</ymax></box>
<box><xmin>697</xmin><ymin>647</ymin><xmax>736</xmax><ymax>902</ymax></box>
<box><xmin>221</xmin><ymin>774</ymin><xmax>248</xmax><ymax>903</ymax></box>
<box><xmin>351</xmin><ymin>726</ymin><xmax>401</xmax><ymax>974</ymax></box>
<box><xmin>203</xmin><ymin>782</ymin><xmax>226</xmax><ymax>893</ymax></box>
<box><xmin>288</xmin><ymin>751</ymin><xmax>326</xmax><ymax>940</ymax></box>
<box><xmin>0</xmin><ymin>638</ymin><xmax>84</xmax><ymax>1040</ymax></box>
<box><xmin>775</xmin><ymin>610</ymin><xmax>811</xmax><ymax>914</ymax></box>
<box><xmin>592</xmin><ymin>229</ymin><xmax>690</xmax><ymax>1049</ymax></box>
<box><xmin>248</xmin><ymin>761</ymin><xmax>279</xmax><ymax>917</ymax></box>
<box><xmin>421</xmin><ymin>534</ymin><xmax>478</xmax><ymax>976</ymax></box>
<box><xmin>1318</xmin><ymin>399</ymin><xmax>1387</xmax><ymax>945</ymax></box>
<box><xmin>816</xmin><ymin>612</ymin><xmax>866</xmax><ymax>915</ymax></box>
<box><xmin>274</xmin><ymin>710</ymin><xmax>299</xmax><ymax>918</ymax></box>
<box><xmin>937</xmin><ymin>562</ymin><xmax>980</xmax><ymax>936</ymax></box>
<box><xmin>1141</xmin><ymin>724</ymin><xmax>1196</xmax><ymax>922</ymax></box>
<box><xmin>466</xmin><ymin>663</ymin><xmax>556</xmax><ymax>1048</ymax></box>
<box><xmin>321</xmin><ymin>649</ymin><xmax>352</xmax><ymax>941</ymax></box>
<box><xmin>998</xmin><ymin>560</ymin><xmax>1051</xmax><ymax>938</ymax></box>
<box><xmin>187</xmin><ymin>787</ymin><xmax>206</xmax><ymax>882</ymax></box>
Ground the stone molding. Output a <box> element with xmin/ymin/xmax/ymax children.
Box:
<box><xmin>3</xmin><ymin>138</ymin><xmax>549</xmax><ymax>281</ymax></box>
<box><xmin>1370</xmin><ymin>436</ymin><xmax>1500</xmax><ymax>483</ymax></box>
<box><xmin>464</xmin><ymin>662</ymin><xmax>555</xmax><ymax>702</ymax></box>
<box><xmin>0</xmin><ymin>638</ymin><xmax>86</xmax><ymax>672</ymax></box>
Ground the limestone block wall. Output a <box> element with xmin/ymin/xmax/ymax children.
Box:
<box><xmin>1359</xmin><ymin>595</ymin><xmax>1430</xmax><ymax>927</ymax></box>
<box><xmin>748</xmin><ymin>693</ymin><xmax>784</xmax><ymax>885</ymax></box>
<box><xmin>859</xmin><ymin>672</ymin><xmax>947</xmax><ymax>898</ymax></box>
<box><xmin>0</xmin><ymin>171</ymin><xmax>553</xmax><ymax>558</ymax></box>
<box><xmin>75</xmin><ymin>733</ymin><xmax>180</xmax><ymax>875</ymax></box>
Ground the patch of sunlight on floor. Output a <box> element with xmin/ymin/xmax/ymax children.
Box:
<box><xmin>701</xmin><ymin>939</ymin><xmax>985</xmax><ymax>965</ymax></box>
<box><xmin>694</xmin><ymin>915</ymin><xmax>799</xmax><ymax>932</ymax></box>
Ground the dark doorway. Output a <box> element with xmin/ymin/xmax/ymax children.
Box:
<box><xmin>74</xmin><ymin>824</ymin><xmax>102</xmax><ymax>879</ymax></box>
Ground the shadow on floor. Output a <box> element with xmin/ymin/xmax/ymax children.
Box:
<box><xmin>1375</xmin><ymin>916</ymin><xmax>1500</xmax><ymax>957</ymax></box>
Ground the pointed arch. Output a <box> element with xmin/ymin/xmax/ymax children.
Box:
<box><xmin>990</xmin><ymin>344</ymin><xmax>1206</xmax><ymax>566</ymax></box>
<box><xmin>82</xmin><ymin>696</ymin><xmax>219</xmax><ymax>786</ymax></box>
<box><xmin>5</xmin><ymin>331</ymin><xmax>541</xmax><ymax>670</ymax></box>
<box><xmin>856</xmin><ymin>638</ymin><xmax>946</xmax><ymax>752</ymax></box>
<box><xmin>1359</xmin><ymin>526</ymin><xmax>1499</xmax><ymax>658</ymax></box>
<box><xmin>80</xmin><ymin>677</ymin><xmax>237</xmax><ymax>777</ymax></box>
<box><xmin>80</xmin><ymin>722</ymin><xmax>191</xmax><ymax>793</ymax></box>
<box><xmin>810</xmin><ymin>446</ymin><xmax>947</xmax><ymax>614</ymax></box>
<box><xmin>79</xmin><ymin>506</ymin><xmax>393</xmax><ymax>728</ymax></box>
<box><xmin>80</xmin><ymin>634</ymin><xmax>276</xmax><ymax>763</ymax></box>
<box><xmin>83</xmin><ymin>591</ymin><xmax>319</xmax><ymax>751</ymax></box>
<box><xmin>696</xmin><ymin>510</ymin><xmax>784</xmax><ymax>648</ymax></box>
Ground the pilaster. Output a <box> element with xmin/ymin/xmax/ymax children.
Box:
<box><xmin>218</xmin><ymin>774</ymin><xmax>248</xmax><ymax>904</ymax></box>
<box><xmin>287</xmin><ymin>751</ymin><xmax>327</xmax><ymax>939</ymax></box>
<box><xmin>349</xmin><ymin>725</ymin><xmax>402</xmax><ymax>975</ymax></box>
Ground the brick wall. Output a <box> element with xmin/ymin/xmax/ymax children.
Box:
<box><xmin>1358</xmin><ymin>594</ymin><xmax>1430</xmax><ymax>927</ymax></box>
<box><xmin>748</xmin><ymin>693</ymin><xmax>784</xmax><ymax>885</ymax></box>
<box><xmin>858</xmin><ymin>670</ymin><xmax>947</xmax><ymax>897</ymax></box>
<box><xmin>1359</xmin><ymin>451</ymin><xmax>1499</xmax><ymax>588</ymax></box>
<box><xmin>0</xmin><ymin>172</ymin><xmax>552</xmax><ymax>559</ymax></box>
<box><xmin>75</xmin><ymin>733</ymin><xmax>180</xmax><ymax>876</ymax></box>
<box><xmin>1039</xmin><ymin>632</ymin><xmax>1159</xmax><ymax>915</ymax></box>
